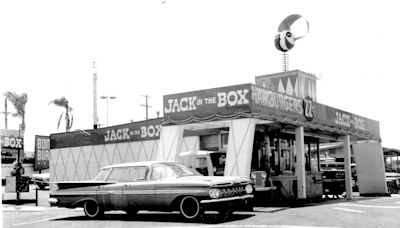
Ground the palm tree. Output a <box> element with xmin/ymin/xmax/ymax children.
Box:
<box><xmin>3</xmin><ymin>92</ymin><xmax>28</xmax><ymax>132</ymax></box>
<box><xmin>49</xmin><ymin>97</ymin><xmax>73</xmax><ymax>132</ymax></box>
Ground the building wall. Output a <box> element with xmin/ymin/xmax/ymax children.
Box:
<box><xmin>50</xmin><ymin>140</ymin><xmax>158</xmax><ymax>182</ymax></box>
<box><xmin>353</xmin><ymin>142</ymin><xmax>387</xmax><ymax>195</ymax></box>
<box><xmin>49</xmin><ymin>136</ymin><xmax>200</xmax><ymax>182</ymax></box>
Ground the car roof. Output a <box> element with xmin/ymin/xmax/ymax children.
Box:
<box><xmin>102</xmin><ymin>160</ymin><xmax>181</xmax><ymax>169</ymax></box>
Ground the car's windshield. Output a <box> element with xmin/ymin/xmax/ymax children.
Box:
<box><xmin>151</xmin><ymin>163</ymin><xmax>201</xmax><ymax>180</ymax></box>
<box><xmin>92</xmin><ymin>168</ymin><xmax>111</xmax><ymax>181</ymax></box>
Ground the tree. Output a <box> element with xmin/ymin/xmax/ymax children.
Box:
<box><xmin>49</xmin><ymin>97</ymin><xmax>73</xmax><ymax>132</ymax></box>
<box><xmin>3</xmin><ymin>92</ymin><xmax>28</xmax><ymax>131</ymax></box>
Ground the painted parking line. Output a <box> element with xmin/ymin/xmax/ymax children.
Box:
<box><xmin>161</xmin><ymin>225</ymin><xmax>341</xmax><ymax>228</ymax></box>
<box><xmin>7</xmin><ymin>215</ymin><xmax>68</xmax><ymax>227</ymax></box>
<box><xmin>340</xmin><ymin>203</ymin><xmax>400</xmax><ymax>209</ymax></box>
<box><xmin>333</xmin><ymin>207</ymin><xmax>365</xmax><ymax>213</ymax></box>
<box><xmin>162</xmin><ymin>225</ymin><xmax>341</xmax><ymax>228</ymax></box>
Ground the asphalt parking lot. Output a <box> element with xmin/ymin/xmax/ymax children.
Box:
<box><xmin>3</xmin><ymin>185</ymin><xmax>400</xmax><ymax>228</ymax></box>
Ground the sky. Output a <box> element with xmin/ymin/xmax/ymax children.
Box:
<box><xmin>1</xmin><ymin>0</ymin><xmax>399</xmax><ymax>152</ymax></box>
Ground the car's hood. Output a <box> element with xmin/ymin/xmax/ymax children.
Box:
<box><xmin>178</xmin><ymin>175</ymin><xmax>250</xmax><ymax>186</ymax></box>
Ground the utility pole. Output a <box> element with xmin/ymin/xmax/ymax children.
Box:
<box><xmin>100</xmin><ymin>95</ymin><xmax>117</xmax><ymax>127</ymax></box>
<box><xmin>92</xmin><ymin>61</ymin><xmax>99</xmax><ymax>129</ymax></box>
<box><xmin>1</xmin><ymin>98</ymin><xmax>11</xmax><ymax>129</ymax></box>
<box><xmin>140</xmin><ymin>95</ymin><xmax>151</xmax><ymax>120</ymax></box>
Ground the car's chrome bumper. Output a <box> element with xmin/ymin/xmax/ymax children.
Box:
<box><xmin>255</xmin><ymin>186</ymin><xmax>277</xmax><ymax>191</ymax></box>
<box><xmin>200</xmin><ymin>194</ymin><xmax>253</xmax><ymax>204</ymax></box>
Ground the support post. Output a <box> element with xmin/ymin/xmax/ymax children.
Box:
<box><xmin>157</xmin><ymin>125</ymin><xmax>184</xmax><ymax>161</ymax></box>
<box><xmin>343</xmin><ymin>135</ymin><xmax>353</xmax><ymax>199</ymax></box>
<box><xmin>35</xmin><ymin>187</ymin><xmax>38</xmax><ymax>206</ymax></box>
<box><xmin>224</xmin><ymin>118</ymin><xmax>256</xmax><ymax>177</ymax></box>
<box><xmin>295</xmin><ymin>126</ymin><xmax>306</xmax><ymax>199</ymax></box>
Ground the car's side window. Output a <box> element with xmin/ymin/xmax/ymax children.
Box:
<box><xmin>107</xmin><ymin>167</ymin><xmax>130</xmax><ymax>182</ymax></box>
<box><xmin>129</xmin><ymin>166</ymin><xmax>148</xmax><ymax>181</ymax></box>
<box><xmin>165</xmin><ymin>166</ymin><xmax>179</xmax><ymax>177</ymax></box>
<box><xmin>151</xmin><ymin>164</ymin><xmax>181</xmax><ymax>180</ymax></box>
<box><xmin>150</xmin><ymin>165</ymin><xmax>165</xmax><ymax>180</ymax></box>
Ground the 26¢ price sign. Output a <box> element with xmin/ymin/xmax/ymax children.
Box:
<box><xmin>34</xmin><ymin>135</ymin><xmax>50</xmax><ymax>170</ymax></box>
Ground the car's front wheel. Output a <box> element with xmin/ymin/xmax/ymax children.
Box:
<box><xmin>179</xmin><ymin>196</ymin><xmax>202</xmax><ymax>221</ymax></box>
<box><xmin>83</xmin><ymin>200</ymin><xmax>104</xmax><ymax>218</ymax></box>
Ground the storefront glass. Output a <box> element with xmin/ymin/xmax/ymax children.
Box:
<box><xmin>252</xmin><ymin>130</ymin><xmax>323</xmax><ymax>177</ymax></box>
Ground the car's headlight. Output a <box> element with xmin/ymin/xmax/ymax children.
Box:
<box><xmin>245</xmin><ymin>184</ymin><xmax>253</xmax><ymax>194</ymax></box>
<box><xmin>209</xmin><ymin>189</ymin><xmax>221</xmax><ymax>198</ymax></box>
<box><xmin>250</xmin><ymin>172</ymin><xmax>256</xmax><ymax>180</ymax></box>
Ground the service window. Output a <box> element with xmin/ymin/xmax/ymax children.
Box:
<box><xmin>268</xmin><ymin>136</ymin><xmax>295</xmax><ymax>175</ymax></box>
<box><xmin>210</xmin><ymin>153</ymin><xmax>226</xmax><ymax>176</ymax></box>
<box><xmin>305</xmin><ymin>139</ymin><xmax>320</xmax><ymax>172</ymax></box>
<box><xmin>200</xmin><ymin>135</ymin><xmax>219</xmax><ymax>151</ymax></box>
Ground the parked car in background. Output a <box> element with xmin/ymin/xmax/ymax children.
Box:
<box><xmin>49</xmin><ymin>161</ymin><xmax>254</xmax><ymax>221</ymax></box>
<box><xmin>31</xmin><ymin>173</ymin><xmax>50</xmax><ymax>190</ymax></box>
<box><xmin>386</xmin><ymin>172</ymin><xmax>400</xmax><ymax>194</ymax></box>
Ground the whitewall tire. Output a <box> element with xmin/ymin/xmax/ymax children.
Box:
<box><xmin>83</xmin><ymin>200</ymin><xmax>104</xmax><ymax>218</ymax></box>
<box><xmin>179</xmin><ymin>196</ymin><xmax>202</xmax><ymax>220</ymax></box>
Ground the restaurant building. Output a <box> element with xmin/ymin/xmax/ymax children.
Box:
<box><xmin>50</xmin><ymin>70</ymin><xmax>387</xmax><ymax>200</ymax></box>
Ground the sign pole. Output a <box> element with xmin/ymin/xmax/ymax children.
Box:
<box><xmin>16</xmin><ymin>124</ymin><xmax>22</xmax><ymax>204</ymax></box>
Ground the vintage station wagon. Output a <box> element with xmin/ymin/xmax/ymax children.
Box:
<box><xmin>49</xmin><ymin>161</ymin><xmax>254</xmax><ymax>220</ymax></box>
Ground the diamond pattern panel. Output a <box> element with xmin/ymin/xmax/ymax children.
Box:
<box><xmin>50</xmin><ymin>139</ymin><xmax>160</xmax><ymax>182</ymax></box>
<box><xmin>77</xmin><ymin>146</ymin><xmax>90</xmax><ymax>181</ymax></box>
<box><xmin>182</xmin><ymin>136</ymin><xmax>200</xmax><ymax>153</ymax></box>
<box><xmin>104</xmin><ymin>144</ymin><xmax>115</xmax><ymax>165</ymax></box>
<box><xmin>49</xmin><ymin>148</ymin><xmax>60</xmax><ymax>182</ymax></box>
<box><xmin>87</xmin><ymin>145</ymin><xmax>103</xmax><ymax>179</ymax></box>
<box><xmin>60</xmin><ymin>148</ymin><xmax>71</xmax><ymax>181</ymax></box>
<box><xmin>125</xmin><ymin>143</ymin><xmax>136</xmax><ymax>163</ymax></box>
<box><xmin>225</xmin><ymin>118</ymin><xmax>256</xmax><ymax>177</ymax></box>
<box><xmin>98</xmin><ymin>145</ymin><xmax>110</xmax><ymax>169</ymax></box>
<box><xmin>149</xmin><ymin>141</ymin><xmax>158</xmax><ymax>160</ymax></box>
<box><xmin>116</xmin><ymin>143</ymin><xmax>129</xmax><ymax>164</ymax></box>
<box><xmin>130</xmin><ymin>143</ymin><xmax>141</xmax><ymax>161</ymax></box>
<box><xmin>70</xmin><ymin>147</ymin><xmax>81</xmax><ymax>181</ymax></box>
